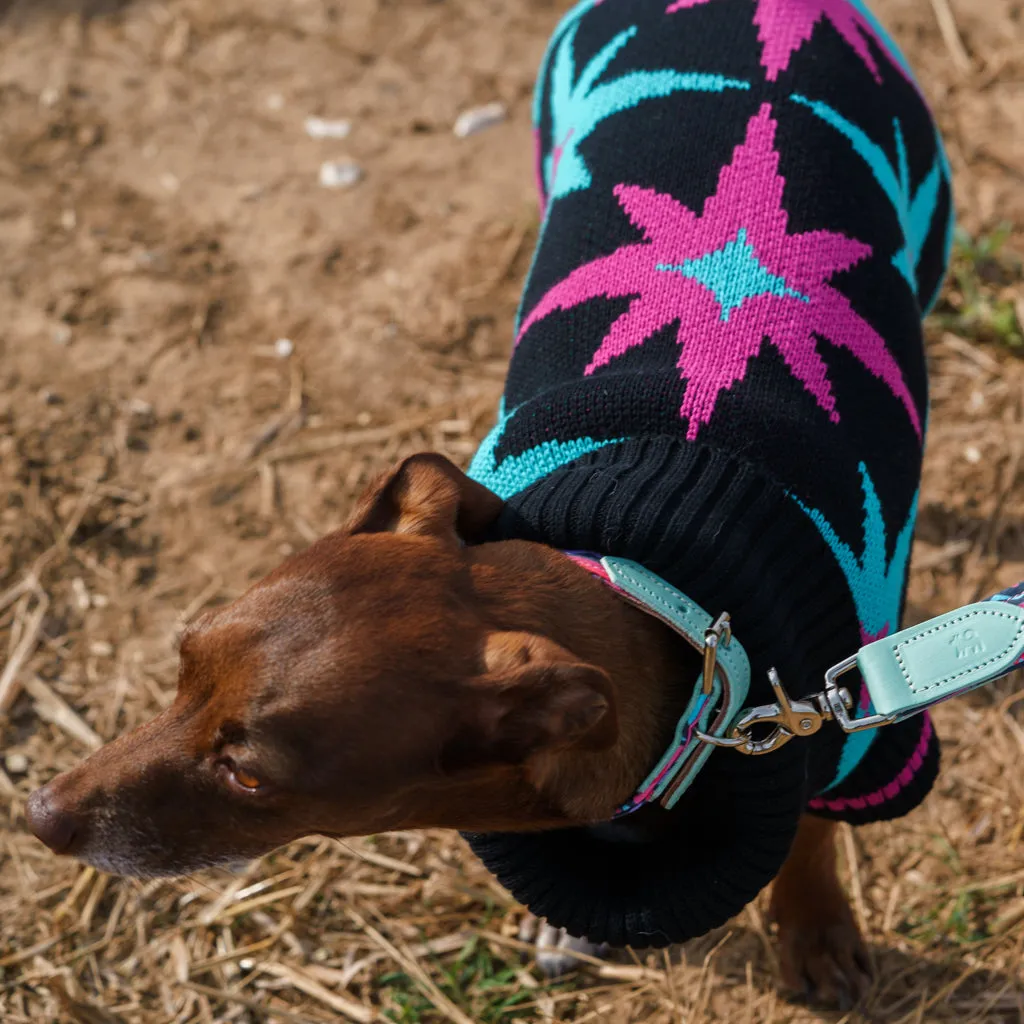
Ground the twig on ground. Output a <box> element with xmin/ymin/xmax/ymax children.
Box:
<box><xmin>842</xmin><ymin>824</ymin><xmax>870</xmax><ymax>937</ymax></box>
<box><xmin>179</xmin><ymin>981</ymin><xmax>320</xmax><ymax>1024</ymax></box>
<box><xmin>178</xmin><ymin>575</ymin><xmax>225</xmax><ymax>625</ymax></box>
<box><xmin>912</xmin><ymin>539</ymin><xmax>973</xmax><ymax>571</ymax></box>
<box><xmin>928</xmin><ymin>0</ymin><xmax>973</xmax><ymax>74</ymax></box>
<box><xmin>22</xmin><ymin>674</ymin><xmax>102</xmax><ymax>750</ymax></box>
<box><xmin>0</xmin><ymin>594</ymin><xmax>50</xmax><ymax>715</ymax></box>
<box><xmin>266</xmin><ymin>408</ymin><xmax>458</xmax><ymax>465</ymax></box>
<box><xmin>260</xmin><ymin>962</ymin><xmax>377</xmax><ymax>1023</ymax></box>
<box><xmin>347</xmin><ymin>907</ymin><xmax>477</xmax><ymax>1024</ymax></box>
<box><xmin>332</xmin><ymin>839</ymin><xmax>423</xmax><ymax>878</ymax></box>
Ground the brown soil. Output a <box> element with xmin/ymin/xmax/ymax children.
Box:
<box><xmin>1</xmin><ymin>1</ymin><xmax>1022</xmax><ymax>1021</ymax></box>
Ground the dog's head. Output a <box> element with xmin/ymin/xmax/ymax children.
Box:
<box><xmin>26</xmin><ymin>454</ymin><xmax>619</xmax><ymax>877</ymax></box>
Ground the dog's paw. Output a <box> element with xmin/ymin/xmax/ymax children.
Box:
<box><xmin>773</xmin><ymin>903</ymin><xmax>871</xmax><ymax>1010</ymax></box>
<box><xmin>518</xmin><ymin>916</ymin><xmax>605</xmax><ymax>978</ymax></box>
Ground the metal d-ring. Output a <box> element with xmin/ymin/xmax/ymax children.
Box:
<box><xmin>694</xmin><ymin>729</ymin><xmax>748</xmax><ymax>749</ymax></box>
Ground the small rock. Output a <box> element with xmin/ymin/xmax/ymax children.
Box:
<box><xmin>39</xmin><ymin>388</ymin><xmax>62</xmax><ymax>406</ymax></box>
<box><xmin>453</xmin><ymin>101</ymin><xmax>506</xmax><ymax>138</ymax></box>
<box><xmin>319</xmin><ymin>159</ymin><xmax>362</xmax><ymax>189</ymax></box>
<box><xmin>162</xmin><ymin>17</ymin><xmax>191</xmax><ymax>62</ymax></box>
<box><xmin>968</xmin><ymin>813</ymin><xmax>993</xmax><ymax>843</ymax></box>
<box><xmin>39</xmin><ymin>85</ymin><xmax>61</xmax><ymax>108</ymax></box>
<box><xmin>135</xmin><ymin>249</ymin><xmax>165</xmax><ymax>270</ymax></box>
<box><xmin>72</xmin><ymin>577</ymin><xmax>91</xmax><ymax>611</ymax></box>
<box><xmin>265</xmin><ymin>93</ymin><xmax>285</xmax><ymax>112</ymax></box>
<box><xmin>964</xmin><ymin>445</ymin><xmax>982</xmax><ymax>464</ymax></box>
<box><xmin>304</xmin><ymin>116</ymin><xmax>351</xmax><ymax>140</ymax></box>
<box><xmin>5</xmin><ymin>752</ymin><xmax>28</xmax><ymax>775</ymax></box>
<box><xmin>127</xmin><ymin>397</ymin><xmax>155</xmax><ymax>423</ymax></box>
<box><xmin>90</xmin><ymin>640</ymin><xmax>114</xmax><ymax>658</ymax></box>
<box><xmin>60</xmin><ymin>209</ymin><xmax>77</xmax><ymax>231</ymax></box>
<box><xmin>160</xmin><ymin>172</ymin><xmax>181</xmax><ymax>194</ymax></box>
<box><xmin>52</xmin><ymin>324</ymin><xmax>72</xmax><ymax>346</ymax></box>
<box><xmin>76</xmin><ymin>124</ymin><xmax>102</xmax><ymax>148</ymax></box>
<box><xmin>274</xmin><ymin>337</ymin><xmax>294</xmax><ymax>359</ymax></box>
<box><xmin>239</xmin><ymin>958</ymin><xmax>256</xmax><ymax>972</ymax></box>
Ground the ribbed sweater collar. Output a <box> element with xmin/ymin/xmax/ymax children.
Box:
<box><xmin>464</xmin><ymin>436</ymin><xmax>857</xmax><ymax>946</ymax></box>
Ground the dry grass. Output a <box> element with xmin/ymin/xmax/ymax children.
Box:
<box><xmin>1</xmin><ymin>0</ymin><xmax>1023</xmax><ymax>1021</ymax></box>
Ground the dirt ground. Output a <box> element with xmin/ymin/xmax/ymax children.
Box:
<box><xmin>0</xmin><ymin>0</ymin><xmax>1022</xmax><ymax>1021</ymax></box>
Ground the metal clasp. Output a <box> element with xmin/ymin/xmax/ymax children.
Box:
<box><xmin>701</xmin><ymin>612</ymin><xmax>732</xmax><ymax>695</ymax></box>
<box><xmin>699</xmin><ymin>667</ymin><xmax>854</xmax><ymax>755</ymax></box>
<box><xmin>696</xmin><ymin>652</ymin><xmax>901</xmax><ymax>757</ymax></box>
<box><xmin>726</xmin><ymin>669</ymin><xmax>837</xmax><ymax>754</ymax></box>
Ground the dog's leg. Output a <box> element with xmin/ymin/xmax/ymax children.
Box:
<box><xmin>519</xmin><ymin>914</ymin><xmax>605</xmax><ymax>977</ymax></box>
<box><xmin>769</xmin><ymin>814</ymin><xmax>871</xmax><ymax>1007</ymax></box>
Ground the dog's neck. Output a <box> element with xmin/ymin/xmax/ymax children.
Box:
<box><xmin>468</xmin><ymin>541</ymin><xmax>700</xmax><ymax>822</ymax></box>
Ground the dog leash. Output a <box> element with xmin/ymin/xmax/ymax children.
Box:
<box><xmin>567</xmin><ymin>555</ymin><xmax>1024</xmax><ymax>816</ymax></box>
<box><xmin>720</xmin><ymin>576</ymin><xmax>1024</xmax><ymax>753</ymax></box>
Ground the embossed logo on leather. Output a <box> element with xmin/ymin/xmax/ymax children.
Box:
<box><xmin>948</xmin><ymin>628</ymin><xmax>986</xmax><ymax>660</ymax></box>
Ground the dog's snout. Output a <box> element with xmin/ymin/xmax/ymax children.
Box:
<box><xmin>26</xmin><ymin>785</ymin><xmax>82</xmax><ymax>855</ymax></box>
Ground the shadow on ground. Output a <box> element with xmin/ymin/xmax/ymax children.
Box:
<box><xmin>0</xmin><ymin>0</ymin><xmax>141</xmax><ymax>21</ymax></box>
<box><xmin>917</xmin><ymin>503</ymin><xmax>1024</xmax><ymax>566</ymax></box>
<box><xmin>663</xmin><ymin>928</ymin><xmax>1022</xmax><ymax>1022</ymax></box>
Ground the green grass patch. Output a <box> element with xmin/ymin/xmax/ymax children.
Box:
<box><xmin>378</xmin><ymin>935</ymin><xmax>579</xmax><ymax>1023</ymax></box>
<box><xmin>934</xmin><ymin>224</ymin><xmax>1023</xmax><ymax>352</ymax></box>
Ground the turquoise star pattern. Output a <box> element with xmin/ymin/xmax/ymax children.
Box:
<box><xmin>791</xmin><ymin>94</ymin><xmax>952</xmax><ymax>312</ymax></box>
<box><xmin>796</xmin><ymin>462</ymin><xmax>919</xmax><ymax>788</ymax></box>
<box><xmin>656</xmin><ymin>227</ymin><xmax>809</xmax><ymax>322</ymax></box>
<box><xmin>468</xmin><ymin>399</ymin><xmax>623</xmax><ymax>500</ymax></box>
<box><xmin>543</xmin><ymin>19</ymin><xmax>749</xmax><ymax>204</ymax></box>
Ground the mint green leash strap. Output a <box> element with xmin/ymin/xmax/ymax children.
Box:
<box><xmin>692</xmin><ymin>580</ymin><xmax>1024</xmax><ymax>757</ymax></box>
<box><xmin>825</xmin><ymin>581</ymin><xmax>1024</xmax><ymax>730</ymax></box>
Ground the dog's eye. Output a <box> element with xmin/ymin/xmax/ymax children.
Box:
<box><xmin>218</xmin><ymin>757</ymin><xmax>263</xmax><ymax>793</ymax></box>
<box><xmin>231</xmin><ymin>766</ymin><xmax>262</xmax><ymax>791</ymax></box>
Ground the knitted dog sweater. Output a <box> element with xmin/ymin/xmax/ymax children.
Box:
<box><xmin>465</xmin><ymin>0</ymin><xmax>953</xmax><ymax>944</ymax></box>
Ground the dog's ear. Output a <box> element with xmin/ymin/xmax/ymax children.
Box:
<box><xmin>441</xmin><ymin>632</ymin><xmax>617</xmax><ymax>774</ymax></box>
<box><xmin>347</xmin><ymin>452</ymin><xmax>503</xmax><ymax>545</ymax></box>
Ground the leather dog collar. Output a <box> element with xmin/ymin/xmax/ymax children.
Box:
<box><xmin>565</xmin><ymin>553</ymin><xmax>751</xmax><ymax>815</ymax></box>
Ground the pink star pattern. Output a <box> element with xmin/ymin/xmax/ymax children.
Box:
<box><xmin>667</xmin><ymin>0</ymin><xmax>892</xmax><ymax>83</ymax></box>
<box><xmin>516</xmin><ymin>104</ymin><xmax>922</xmax><ymax>442</ymax></box>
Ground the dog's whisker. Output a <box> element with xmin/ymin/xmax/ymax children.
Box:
<box><xmin>181</xmin><ymin>873</ymin><xmax>220</xmax><ymax>897</ymax></box>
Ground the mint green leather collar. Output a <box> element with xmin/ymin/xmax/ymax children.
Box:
<box><xmin>563</xmin><ymin>554</ymin><xmax>752</xmax><ymax>814</ymax></box>
<box><xmin>600</xmin><ymin>558</ymin><xmax>751</xmax><ymax>814</ymax></box>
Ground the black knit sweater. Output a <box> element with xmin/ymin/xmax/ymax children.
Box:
<box><xmin>464</xmin><ymin>0</ymin><xmax>951</xmax><ymax>946</ymax></box>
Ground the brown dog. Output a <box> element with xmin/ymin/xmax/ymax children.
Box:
<box><xmin>27</xmin><ymin>453</ymin><xmax>869</xmax><ymax>1003</ymax></box>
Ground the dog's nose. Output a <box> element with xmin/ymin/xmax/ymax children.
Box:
<box><xmin>26</xmin><ymin>785</ymin><xmax>81</xmax><ymax>854</ymax></box>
